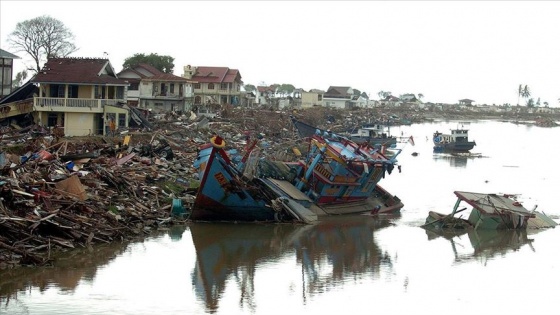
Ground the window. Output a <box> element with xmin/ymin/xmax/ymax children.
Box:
<box><xmin>220</xmin><ymin>83</ymin><xmax>227</xmax><ymax>90</ymax></box>
<box><xmin>194</xmin><ymin>83</ymin><xmax>201</xmax><ymax>89</ymax></box>
<box><xmin>50</xmin><ymin>84</ymin><xmax>65</xmax><ymax>97</ymax></box>
<box><xmin>194</xmin><ymin>96</ymin><xmax>201</xmax><ymax>104</ymax></box>
<box><xmin>118</xmin><ymin>113</ymin><xmax>126</xmax><ymax>127</ymax></box>
<box><xmin>170</xmin><ymin>84</ymin><xmax>175</xmax><ymax>94</ymax></box>
<box><xmin>208</xmin><ymin>83</ymin><xmax>215</xmax><ymax>90</ymax></box>
<box><xmin>129</xmin><ymin>83</ymin><xmax>139</xmax><ymax>90</ymax></box>
<box><xmin>68</xmin><ymin>85</ymin><xmax>79</xmax><ymax>98</ymax></box>
<box><xmin>94</xmin><ymin>85</ymin><xmax>104</xmax><ymax>99</ymax></box>
<box><xmin>116</xmin><ymin>86</ymin><xmax>124</xmax><ymax>99</ymax></box>
<box><xmin>47</xmin><ymin>113</ymin><xmax>58</xmax><ymax>127</ymax></box>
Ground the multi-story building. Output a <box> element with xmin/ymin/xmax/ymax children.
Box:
<box><xmin>118</xmin><ymin>63</ymin><xmax>194</xmax><ymax>113</ymax></box>
<box><xmin>31</xmin><ymin>57</ymin><xmax>129</xmax><ymax>136</ymax></box>
<box><xmin>182</xmin><ymin>65</ymin><xmax>243</xmax><ymax>110</ymax></box>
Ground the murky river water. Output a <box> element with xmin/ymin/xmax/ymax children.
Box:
<box><xmin>2</xmin><ymin>120</ymin><xmax>559</xmax><ymax>315</ymax></box>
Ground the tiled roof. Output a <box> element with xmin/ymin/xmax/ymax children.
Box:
<box><xmin>117</xmin><ymin>68</ymin><xmax>148</xmax><ymax>79</ymax></box>
<box><xmin>119</xmin><ymin>63</ymin><xmax>190</xmax><ymax>82</ymax></box>
<box><xmin>325</xmin><ymin>86</ymin><xmax>352</xmax><ymax>96</ymax></box>
<box><xmin>143</xmin><ymin>73</ymin><xmax>189</xmax><ymax>82</ymax></box>
<box><xmin>192</xmin><ymin>66</ymin><xmax>241</xmax><ymax>83</ymax></box>
<box><xmin>33</xmin><ymin>58</ymin><xmax>126</xmax><ymax>85</ymax></box>
<box><xmin>136</xmin><ymin>63</ymin><xmax>162</xmax><ymax>75</ymax></box>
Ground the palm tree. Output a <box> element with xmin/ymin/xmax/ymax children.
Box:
<box><xmin>521</xmin><ymin>85</ymin><xmax>531</xmax><ymax>105</ymax></box>
<box><xmin>517</xmin><ymin>84</ymin><xmax>523</xmax><ymax>106</ymax></box>
<box><xmin>418</xmin><ymin>93</ymin><xmax>424</xmax><ymax>101</ymax></box>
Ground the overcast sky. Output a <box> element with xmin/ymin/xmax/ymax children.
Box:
<box><xmin>1</xmin><ymin>1</ymin><xmax>559</xmax><ymax>106</ymax></box>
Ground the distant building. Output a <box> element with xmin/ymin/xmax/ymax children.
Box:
<box><xmin>118</xmin><ymin>63</ymin><xmax>195</xmax><ymax>112</ymax></box>
<box><xmin>301</xmin><ymin>89</ymin><xmax>324</xmax><ymax>108</ymax></box>
<box><xmin>183</xmin><ymin>65</ymin><xmax>243</xmax><ymax>108</ymax></box>
<box><xmin>459</xmin><ymin>99</ymin><xmax>475</xmax><ymax>105</ymax></box>
<box><xmin>323</xmin><ymin>86</ymin><xmax>353</xmax><ymax>109</ymax></box>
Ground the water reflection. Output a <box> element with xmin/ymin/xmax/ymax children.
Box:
<box><xmin>186</xmin><ymin>214</ymin><xmax>397</xmax><ymax>313</ymax></box>
<box><xmin>423</xmin><ymin>228</ymin><xmax>536</xmax><ymax>265</ymax></box>
<box><xmin>0</xmin><ymin>242</ymin><xmax>129</xmax><ymax>297</ymax></box>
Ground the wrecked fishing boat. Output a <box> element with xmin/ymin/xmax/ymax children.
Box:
<box><xmin>191</xmin><ymin>136</ymin><xmax>318</xmax><ymax>223</ymax></box>
<box><xmin>422</xmin><ymin>191</ymin><xmax>557</xmax><ymax>230</ymax></box>
<box><xmin>191</xmin><ymin>128</ymin><xmax>403</xmax><ymax>222</ymax></box>
<box><xmin>347</xmin><ymin>123</ymin><xmax>397</xmax><ymax>148</ymax></box>
<box><xmin>291</xmin><ymin>116</ymin><xmax>397</xmax><ymax>149</ymax></box>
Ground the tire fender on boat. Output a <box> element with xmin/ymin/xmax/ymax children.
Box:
<box><xmin>434</xmin><ymin>136</ymin><xmax>442</xmax><ymax>143</ymax></box>
<box><xmin>210</xmin><ymin>135</ymin><xmax>226</xmax><ymax>149</ymax></box>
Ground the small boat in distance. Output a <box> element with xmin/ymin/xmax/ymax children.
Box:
<box><xmin>433</xmin><ymin>126</ymin><xmax>476</xmax><ymax>152</ymax></box>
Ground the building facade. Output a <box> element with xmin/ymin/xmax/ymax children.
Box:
<box><xmin>183</xmin><ymin>65</ymin><xmax>243</xmax><ymax>110</ymax></box>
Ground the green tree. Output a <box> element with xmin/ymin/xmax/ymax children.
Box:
<box><xmin>8</xmin><ymin>15</ymin><xmax>78</xmax><ymax>73</ymax></box>
<box><xmin>244</xmin><ymin>84</ymin><xmax>256</xmax><ymax>92</ymax></box>
<box><xmin>276</xmin><ymin>84</ymin><xmax>295</xmax><ymax>97</ymax></box>
<box><xmin>379</xmin><ymin>91</ymin><xmax>392</xmax><ymax>99</ymax></box>
<box><xmin>377</xmin><ymin>90</ymin><xmax>385</xmax><ymax>99</ymax></box>
<box><xmin>12</xmin><ymin>70</ymin><xmax>28</xmax><ymax>88</ymax></box>
<box><xmin>123</xmin><ymin>53</ymin><xmax>175</xmax><ymax>73</ymax></box>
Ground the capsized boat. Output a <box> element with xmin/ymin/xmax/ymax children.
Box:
<box><xmin>422</xmin><ymin>191</ymin><xmax>558</xmax><ymax>230</ymax></box>
<box><xmin>433</xmin><ymin>127</ymin><xmax>476</xmax><ymax>152</ymax></box>
<box><xmin>191</xmin><ymin>128</ymin><xmax>404</xmax><ymax>222</ymax></box>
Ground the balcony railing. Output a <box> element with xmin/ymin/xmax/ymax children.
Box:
<box><xmin>33</xmin><ymin>97</ymin><xmax>125</xmax><ymax>112</ymax></box>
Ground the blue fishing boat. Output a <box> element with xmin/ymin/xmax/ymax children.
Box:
<box><xmin>433</xmin><ymin>128</ymin><xmax>476</xmax><ymax>152</ymax></box>
<box><xmin>191</xmin><ymin>136</ymin><xmax>318</xmax><ymax>223</ymax></box>
<box><xmin>191</xmin><ymin>126</ymin><xmax>404</xmax><ymax>222</ymax></box>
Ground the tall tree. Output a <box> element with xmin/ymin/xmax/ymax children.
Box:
<box><xmin>517</xmin><ymin>84</ymin><xmax>523</xmax><ymax>106</ymax></box>
<box><xmin>123</xmin><ymin>53</ymin><xmax>175</xmax><ymax>73</ymax></box>
<box><xmin>521</xmin><ymin>85</ymin><xmax>531</xmax><ymax>103</ymax></box>
<box><xmin>8</xmin><ymin>15</ymin><xmax>78</xmax><ymax>73</ymax></box>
